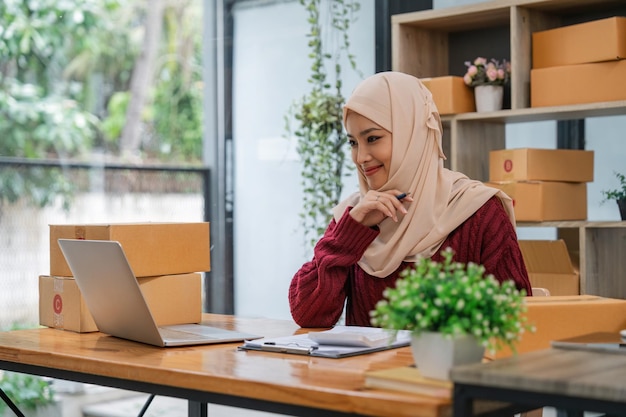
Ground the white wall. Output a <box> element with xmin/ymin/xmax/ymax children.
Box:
<box><xmin>232</xmin><ymin>0</ymin><xmax>373</xmax><ymax>320</ymax></box>
<box><xmin>232</xmin><ymin>0</ymin><xmax>626</xmax><ymax>320</ymax></box>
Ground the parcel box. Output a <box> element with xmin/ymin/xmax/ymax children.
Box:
<box><xmin>531</xmin><ymin>59</ymin><xmax>626</xmax><ymax>107</ymax></box>
<box><xmin>39</xmin><ymin>273</ymin><xmax>203</xmax><ymax>333</ymax></box>
<box><xmin>421</xmin><ymin>76</ymin><xmax>475</xmax><ymax>115</ymax></box>
<box><xmin>486</xmin><ymin>181</ymin><xmax>587</xmax><ymax>221</ymax></box>
<box><xmin>489</xmin><ymin>148</ymin><xmax>594</xmax><ymax>183</ymax></box>
<box><xmin>532</xmin><ymin>17</ymin><xmax>626</xmax><ymax>69</ymax></box>
<box><xmin>493</xmin><ymin>295</ymin><xmax>626</xmax><ymax>359</ymax></box>
<box><xmin>518</xmin><ymin>240</ymin><xmax>579</xmax><ymax>296</ymax></box>
<box><xmin>50</xmin><ymin>222</ymin><xmax>211</xmax><ymax>277</ymax></box>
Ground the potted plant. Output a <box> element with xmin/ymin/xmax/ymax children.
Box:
<box><xmin>284</xmin><ymin>0</ymin><xmax>361</xmax><ymax>248</ymax></box>
<box><xmin>370</xmin><ymin>247</ymin><xmax>532</xmax><ymax>380</ymax></box>
<box><xmin>601</xmin><ymin>171</ymin><xmax>626</xmax><ymax>220</ymax></box>
<box><xmin>0</xmin><ymin>371</ymin><xmax>58</xmax><ymax>417</ymax></box>
<box><xmin>463</xmin><ymin>57</ymin><xmax>510</xmax><ymax>112</ymax></box>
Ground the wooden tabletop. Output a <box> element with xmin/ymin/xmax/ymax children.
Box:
<box><xmin>451</xmin><ymin>348</ymin><xmax>626</xmax><ymax>403</ymax></box>
<box><xmin>0</xmin><ymin>314</ymin><xmax>450</xmax><ymax>417</ymax></box>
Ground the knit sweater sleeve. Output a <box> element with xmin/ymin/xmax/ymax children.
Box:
<box><xmin>289</xmin><ymin>207</ymin><xmax>379</xmax><ymax>328</ymax></box>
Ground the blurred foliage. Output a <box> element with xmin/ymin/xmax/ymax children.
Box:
<box><xmin>0</xmin><ymin>372</ymin><xmax>55</xmax><ymax>413</ymax></box>
<box><xmin>0</xmin><ymin>0</ymin><xmax>204</xmax><ymax>211</ymax></box>
<box><xmin>118</xmin><ymin>1</ymin><xmax>204</xmax><ymax>162</ymax></box>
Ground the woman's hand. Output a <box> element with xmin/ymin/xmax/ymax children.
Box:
<box><xmin>349</xmin><ymin>190</ymin><xmax>413</xmax><ymax>227</ymax></box>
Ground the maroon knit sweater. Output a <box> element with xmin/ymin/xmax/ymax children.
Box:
<box><xmin>289</xmin><ymin>196</ymin><xmax>532</xmax><ymax>328</ymax></box>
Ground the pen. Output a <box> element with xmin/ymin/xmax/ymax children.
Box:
<box><xmin>396</xmin><ymin>192</ymin><xmax>409</xmax><ymax>200</ymax></box>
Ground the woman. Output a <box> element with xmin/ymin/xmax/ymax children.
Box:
<box><xmin>289</xmin><ymin>71</ymin><xmax>532</xmax><ymax>328</ymax></box>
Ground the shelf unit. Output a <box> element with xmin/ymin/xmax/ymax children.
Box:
<box><xmin>392</xmin><ymin>0</ymin><xmax>626</xmax><ymax>298</ymax></box>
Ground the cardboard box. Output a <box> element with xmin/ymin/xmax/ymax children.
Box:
<box><xmin>493</xmin><ymin>295</ymin><xmax>626</xmax><ymax>359</ymax></box>
<box><xmin>486</xmin><ymin>181</ymin><xmax>587</xmax><ymax>221</ymax></box>
<box><xmin>489</xmin><ymin>148</ymin><xmax>594</xmax><ymax>182</ymax></box>
<box><xmin>518</xmin><ymin>240</ymin><xmax>579</xmax><ymax>296</ymax></box>
<box><xmin>421</xmin><ymin>76</ymin><xmax>475</xmax><ymax>115</ymax></box>
<box><xmin>39</xmin><ymin>273</ymin><xmax>203</xmax><ymax>333</ymax></box>
<box><xmin>532</xmin><ymin>17</ymin><xmax>626</xmax><ymax>69</ymax></box>
<box><xmin>531</xmin><ymin>59</ymin><xmax>626</xmax><ymax>107</ymax></box>
<box><xmin>50</xmin><ymin>223</ymin><xmax>210</xmax><ymax>277</ymax></box>
<box><xmin>39</xmin><ymin>276</ymin><xmax>96</xmax><ymax>332</ymax></box>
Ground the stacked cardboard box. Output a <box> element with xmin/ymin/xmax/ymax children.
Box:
<box><xmin>486</xmin><ymin>148</ymin><xmax>594</xmax><ymax>221</ymax></box>
<box><xmin>420</xmin><ymin>76</ymin><xmax>475</xmax><ymax>115</ymax></box>
<box><xmin>531</xmin><ymin>17</ymin><xmax>626</xmax><ymax>107</ymax></box>
<box><xmin>39</xmin><ymin>222</ymin><xmax>211</xmax><ymax>333</ymax></box>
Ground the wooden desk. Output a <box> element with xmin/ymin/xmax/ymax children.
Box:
<box><xmin>0</xmin><ymin>314</ymin><xmax>449</xmax><ymax>417</ymax></box>
<box><xmin>451</xmin><ymin>348</ymin><xmax>626</xmax><ymax>417</ymax></box>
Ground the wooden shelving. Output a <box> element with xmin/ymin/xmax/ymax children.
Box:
<box><xmin>392</xmin><ymin>0</ymin><xmax>626</xmax><ymax>299</ymax></box>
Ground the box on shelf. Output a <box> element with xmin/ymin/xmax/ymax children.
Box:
<box><xmin>39</xmin><ymin>272</ymin><xmax>203</xmax><ymax>333</ymax></box>
<box><xmin>532</xmin><ymin>17</ymin><xmax>626</xmax><ymax>69</ymax></box>
<box><xmin>489</xmin><ymin>148</ymin><xmax>594</xmax><ymax>182</ymax></box>
<box><xmin>531</xmin><ymin>59</ymin><xmax>626</xmax><ymax>107</ymax></box>
<box><xmin>420</xmin><ymin>76</ymin><xmax>475</xmax><ymax>115</ymax></box>
<box><xmin>492</xmin><ymin>295</ymin><xmax>626</xmax><ymax>359</ymax></box>
<box><xmin>518</xmin><ymin>240</ymin><xmax>579</xmax><ymax>296</ymax></box>
<box><xmin>50</xmin><ymin>222</ymin><xmax>211</xmax><ymax>277</ymax></box>
<box><xmin>486</xmin><ymin>181</ymin><xmax>587</xmax><ymax>221</ymax></box>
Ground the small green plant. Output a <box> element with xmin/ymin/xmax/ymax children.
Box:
<box><xmin>601</xmin><ymin>171</ymin><xmax>626</xmax><ymax>202</ymax></box>
<box><xmin>0</xmin><ymin>372</ymin><xmax>55</xmax><ymax>413</ymax></box>
<box><xmin>370</xmin><ymin>248</ymin><xmax>533</xmax><ymax>353</ymax></box>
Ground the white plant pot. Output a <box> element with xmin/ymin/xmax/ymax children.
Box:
<box><xmin>410</xmin><ymin>332</ymin><xmax>485</xmax><ymax>381</ymax></box>
<box><xmin>474</xmin><ymin>84</ymin><xmax>503</xmax><ymax>112</ymax></box>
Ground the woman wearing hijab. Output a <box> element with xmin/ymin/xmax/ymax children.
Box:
<box><xmin>289</xmin><ymin>72</ymin><xmax>532</xmax><ymax>328</ymax></box>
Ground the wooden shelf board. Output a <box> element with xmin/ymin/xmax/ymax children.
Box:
<box><xmin>441</xmin><ymin>101</ymin><xmax>626</xmax><ymax>124</ymax></box>
<box><xmin>517</xmin><ymin>221</ymin><xmax>626</xmax><ymax>228</ymax></box>
<box><xmin>392</xmin><ymin>0</ymin><xmax>625</xmax><ymax>31</ymax></box>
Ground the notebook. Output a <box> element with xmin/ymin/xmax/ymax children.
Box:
<box><xmin>240</xmin><ymin>326</ymin><xmax>412</xmax><ymax>358</ymax></box>
<box><xmin>57</xmin><ymin>239</ymin><xmax>260</xmax><ymax>347</ymax></box>
<box><xmin>551</xmin><ymin>332</ymin><xmax>626</xmax><ymax>354</ymax></box>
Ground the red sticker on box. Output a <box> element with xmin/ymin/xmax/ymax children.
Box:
<box><xmin>504</xmin><ymin>159</ymin><xmax>513</xmax><ymax>173</ymax></box>
<box><xmin>53</xmin><ymin>294</ymin><xmax>63</xmax><ymax>314</ymax></box>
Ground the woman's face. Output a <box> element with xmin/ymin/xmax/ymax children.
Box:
<box><xmin>345</xmin><ymin>111</ymin><xmax>392</xmax><ymax>191</ymax></box>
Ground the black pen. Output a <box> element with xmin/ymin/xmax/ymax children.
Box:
<box><xmin>396</xmin><ymin>192</ymin><xmax>409</xmax><ymax>200</ymax></box>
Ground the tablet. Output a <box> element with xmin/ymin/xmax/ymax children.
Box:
<box><xmin>551</xmin><ymin>332</ymin><xmax>626</xmax><ymax>354</ymax></box>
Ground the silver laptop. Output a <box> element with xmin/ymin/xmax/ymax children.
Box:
<box><xmin>58</xmin><ymin>238</ymin><xmax>260</xmax><ymax>347</ymax></box>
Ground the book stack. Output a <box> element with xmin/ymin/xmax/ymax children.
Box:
<box><xmin>364</xmin><ymin>366</ymin><xmax>452</xmax><ymax>399</ymax></box>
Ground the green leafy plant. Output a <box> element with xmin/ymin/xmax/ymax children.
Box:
<box><xmin>0</xmin><ymin>372</ymin><xmax>55</xmax><ymax>413</ymax></box>
<box><xmin>370</xmin><ymin>248</ymin><xmax>533</xmax><ymax>353</ymax></box>
<box><xmin>601</xmin><ymin>171</ymin><xmax>626</xmax><ymax>202</ymax></box>
<box><xmin>285</xmin><ymin>0</ymin><xmax>361</xmax><ymax>248</ymax></box>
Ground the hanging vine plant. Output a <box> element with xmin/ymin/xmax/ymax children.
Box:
<box><xmin>285</xmin><ymin>0</ymin><xmax>361</xmax><ymax>248</ymax></box>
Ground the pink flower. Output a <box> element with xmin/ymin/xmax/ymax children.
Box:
<box><xmin>474</xmin><ymin>57</ymin><xmax>487</xmax><ymax>66</ymax></box>
<box><xmin>463</xmin><ymin>57</ymin><xmax>511</xmax><ymax>87</ymax></box>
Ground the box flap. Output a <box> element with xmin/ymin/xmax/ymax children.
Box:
<box><xmin>519</xmin><ymin>240</ymin><xmax>574</xmax><ymax>274</ymax></box>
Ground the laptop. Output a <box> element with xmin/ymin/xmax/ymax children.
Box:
<box><xmin>58</xmin><ymin>238</ymin><xmax>260</xmax><ymax>347</ymax></box>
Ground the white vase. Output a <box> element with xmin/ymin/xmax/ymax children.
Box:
<box><xmin>410</xmin><ymin>332</ymin><xmax>485</xmax><ymax>381</ymax></box>
<box><xmin>474</xmin><ymin>84</ymin><xmax>503</xmax><ymax>112</ymax></box>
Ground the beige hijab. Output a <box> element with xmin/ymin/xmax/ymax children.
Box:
<box><xmin>333</xmin><ymin>72</ymin><xmax>515</xmax><ymax>278</ymax></box>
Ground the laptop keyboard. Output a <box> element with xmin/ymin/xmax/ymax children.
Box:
<box><xmin>159</xmin><ymin>325</ymin><xmax>231</xmax><ymax>340</ymax></box>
